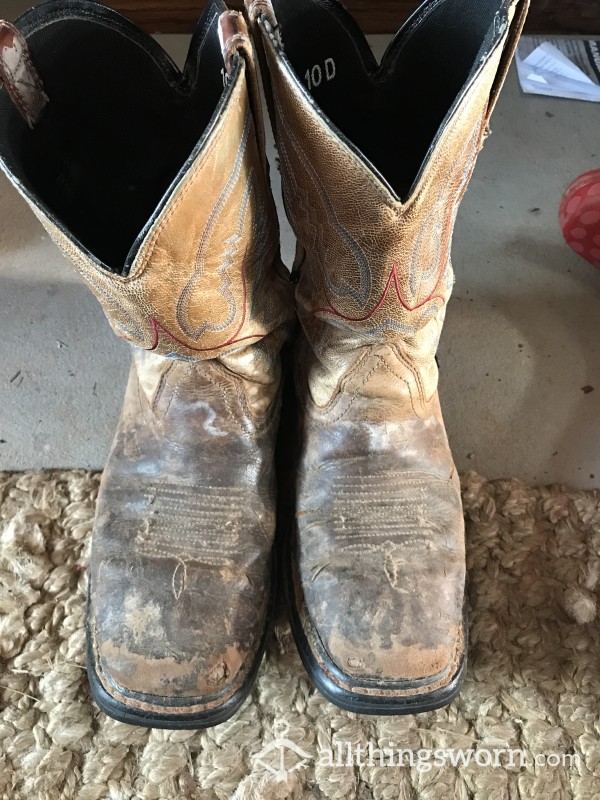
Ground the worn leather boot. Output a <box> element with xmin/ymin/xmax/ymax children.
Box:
<box><xmin>0</xmin><ymin>1</ymin><xmax>293</xmax><ymax>727</ymax></box>
<box><xmin>248</xmin><ymin>0</ymin><xmax>528</xmax><ymax>713</ymax></box>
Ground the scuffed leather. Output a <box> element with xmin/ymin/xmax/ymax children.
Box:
<box><xmin>86</xmin><ymin>21</ymin><xmax>293</xmax><ymax>714</ymax></box>
<box><xmin>1</xmin><ymin>8</ymin><xmax>295</xmax><ymax>717</ymax></box>
<box><xmin>91</xmin><ymin>344</ymin><xmax>283</xmax><ymax>712</ymax></box>
<box><xmin>293</xmin><ymin>341</ymin><xmax>465</xmax><ymax>687</ymax></box>
<box><xmin>254</xmin><ymin>0</ymin><xmax>527</xmax><ymax>694</ymax></box>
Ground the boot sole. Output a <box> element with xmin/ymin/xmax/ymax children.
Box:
<box><xmin>86</xmin><ymin>570</ymin><xmax>274</xmax><ymax>730</ymax></box>
<box><xmin>285</xmin><ymin>547</ymin><xmax>468</xmax><ymax>716</ymax></box>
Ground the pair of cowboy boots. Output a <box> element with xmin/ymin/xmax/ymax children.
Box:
<box><xmin>0</xmin><ymin>0</ymin><xmax>528</xmax><ymax>727</ymax></box>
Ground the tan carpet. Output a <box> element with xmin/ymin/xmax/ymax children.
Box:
<box><xmin>0</xmin><ymin>471</ymin><xmax>599</xmax><ymax>800</ymax></box>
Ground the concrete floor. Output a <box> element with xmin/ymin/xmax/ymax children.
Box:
<box><xmin>0</xmin><ymin>26</ymin><xmax>599</xmax><ymax>487</ymax></box>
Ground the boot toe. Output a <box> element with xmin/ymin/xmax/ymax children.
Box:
<box><xmin>88</xmin><ymin>544</ymin><xmax>270</xmax><ymax>725</ymax></box>
<box><xmin>294</xmin><ymin>458</ymin><xmax>467</xmax><ymax>710</ymax></box>
<box><xmin>301</xmin><ymin>548</ymin><xmax>465</xmax><ymax>687</ymax></box>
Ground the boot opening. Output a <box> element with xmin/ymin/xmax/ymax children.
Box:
<box><xmin>271</xmin><ymin>0</ymin><xmax>509</xmax><ymax>200</ymax></box>
<box><xmin>0</xmin><ymin>0</ymin><xmax>228</xmax><ymax>272</ymax></box>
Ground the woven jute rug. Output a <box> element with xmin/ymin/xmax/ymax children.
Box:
<box><xmin>0</xmin><ymin>471</ymin><xmax>599</xmax><ymax>800</ymax></box>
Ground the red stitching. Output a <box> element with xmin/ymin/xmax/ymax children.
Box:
<box><xmin>148</xmin><ymin>260</ymin><xmax>265</xmax><ymax>353</ymax></box>
<box><xmin>149</xmin><ymin>318</ymin><xmax>264</xmax><ymax>353</ymax></box>
<box><xmin>311</xmin><ymin>264</ymin><xmax>446</xmax><ymax>322</ymax></box>
<box><xmin>310</xmin><ymin>173</ymin><xmax>459</xmax><ymax>324</ymax></box>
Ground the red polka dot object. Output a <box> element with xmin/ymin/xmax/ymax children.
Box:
<box><xmin>559</xmin><ymin>169</ymin><xmax>600</xmax><ymax>268</ymax></box>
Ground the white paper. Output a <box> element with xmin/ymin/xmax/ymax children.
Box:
<box><xmin>516</xmin><ymin>36</ymin><xmax>600</xmax><ymax>102</ymax></box>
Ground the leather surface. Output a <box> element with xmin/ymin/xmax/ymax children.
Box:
<box><xmin>0</xmin><ymin>7</ymin><xmax>294</xmax><ymax>716</ymax></box>
<box><xmin>90</xmin><ymin>346</ymin><xmax>283</xmax><ymax>712</ymax></box>
<box><xmin>89</xmin><ymin>16</ymin><xmax>292</xmax><ymax>714</ymax></box>
<box><xmin>2</xmin><ymin>35</ymin><xmax>290</xmax><ymax>361</ymax></box>
<box><xmin>253</xmin><ymin>0</ymin><xmax>527</xmax><ymax>694</ymax></box>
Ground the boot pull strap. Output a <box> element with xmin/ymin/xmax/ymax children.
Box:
<box><xmin>219</xmin><ymin>10</ymin><xmax>268</xmax><ymax>177</ymax></box>
<box><xmin>484</xmin><ymin>0</ymin><xmax>529</xmax><ymax>130</ymax></box>
<box><xmin>0</xmin><ymin>20</ymin><xmax>48</xmax><ymax>128</ymax></box>
<box><xmin>244</xmin><ymin>0</ymin><xmax>278</xmax><ymax>28</ymax></box>
<box><xmin>242</xmin><ymin>0</ymin><xmax>280</xmax><ymax>145</ymax></box>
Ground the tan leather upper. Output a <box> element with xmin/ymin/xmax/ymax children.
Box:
<box><xmin>250</xmin><ymin>0</ymin><xmax>528</xmax><ymax>693</ymax></box>
<box><xmin>2</xmin><ymin>16</ymin><xmax>291</xmax><ymax>361</ymax></box>
<box><xmin>1</xmin><ymin>8</ymin><xmax>294</xmax><ymax>718</ymax></box>
<box><xmin>253</xmin><ymin>0</ymin><xmax>528</xmax><ymax>411</ymax></box>
<box><xmin>84</xmin><ymin>14</ymin><xmax>295</xmax><ymax>716</ymax></box>
<box><xmin>90</xmin><ymin>347</ymin><xmax>281</xmax><ymax>711</ymax></box>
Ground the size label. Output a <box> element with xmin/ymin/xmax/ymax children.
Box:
<box><xmin>304</xmin><ymin>58</ymin><xmax>336</xmax><ymax>90</ymax></box>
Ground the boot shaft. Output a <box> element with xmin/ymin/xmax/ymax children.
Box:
<box><xmin>248</xmin><ymin>0</ymin><xmax>528</xmax><ymax>405</ymax></box>
<box><xmin>0</xmin><ymin>0</ymin><xmax>292</xmax><ymax>361</ymax></box>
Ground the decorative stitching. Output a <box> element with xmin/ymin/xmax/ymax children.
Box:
<box><xmin>391</xmin><ymin>344</ymin><xmax>427</xmax><ymax>408</ymax></box>
<box><xmin>150</xmin><ymin>362</ymin><xmax>175</xmax><ymax>414</ymax></box>
<box><xmin>319</xmin><ymin>350</ymin><xmax>418</xmax><ymax>423</ymax></box>
<box><xmin>376</xmin><ymin>357</ymin><xmax>419</xmax><ymax>418</ymax></box>
<box><xmin>120</xmin><ymin>65</ymin><xmax>247</xmax><ymax>285</ymax></box>
<box><xmin>201</xmin><ymin>369</ymin><xmax>252</xmax><ymax>436</ymax></box>
<box><xmin>311</xmin><ymin>265</ymin><xmax>446</xmax><ymax>321</ymax></box>
<box><xmin>147</xmin><ymin>222</ymin><xmax>263</xmax><ymax>355</ymax></box>
<box><xmin>175</xmin><ymin>112</ymin><xmax>252</xmax><ymax>338</ymax></box>
<box><xmin>274</xmin><ymin>94</ymin><xmax>373</xmax><ymax>309</ymax></box>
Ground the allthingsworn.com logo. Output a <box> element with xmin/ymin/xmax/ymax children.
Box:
<box><xmin>252</xmin><ymin>720</ymin><xmax>581</xmax><ymax>782</ymax></box>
